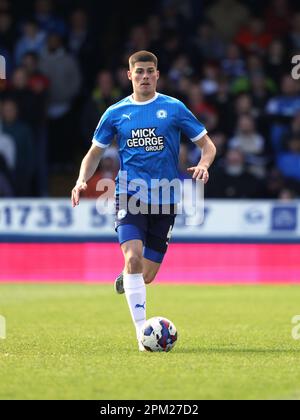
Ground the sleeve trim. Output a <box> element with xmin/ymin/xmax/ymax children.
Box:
<box><xmin>92</xmin><ymin>139</ymin><xmax>110</xmax><ymax>148</ymax></box>
<box><xmin>191</xmin><ymin>129</ymin><xmax>208</xmax><ymax>142</ymax></box>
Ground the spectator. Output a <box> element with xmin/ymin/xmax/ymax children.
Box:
<box><xmin>21</xmin><ymin>52</ymin><xmax>49</xmax><ymax>107</ymax></box>
<box><xmin>0</xmin><ymin>154</ymin><xmax>14</xmax><ymax>196</ymax></box>
<box><xmin>234</xmin><ymin>17</ymin><xmax>272</xmax><ymax>55</ymax></box>
<box><xmin>168</xmin><ymin>54</ymin><xmax>193</xmax><ymax>88</ymax></box>
<box><xmin>208</xmin><ymin>131</ymin><xmax>227</xmax><ymax>163</ymax></box>
<box><xmin>190</xmin><ymin>20</ymin><xmax>225</xmax><ymax>62</ymax></box>
<box><xmin>288</xmin><ymin>12</ymin><xmax>300</xmax><ymax>52</ymax></box>
<box><xmin>266</xmin><ymin>40</ymin><xmax>289</xmax><ymax>85</ymax></box>
<box><xmin>200</xmin><ymin>63</ymin><xmax>220</xmax><ymax>97</ymax></box>
<box><xmin>146</xmin><ymin>15</ymin><xmax>163</xmax><ymax>53</ymax></box>
<box><xmin>81</xmin><ymin>70</ymin><xmax>122</xmax><ymax>144</ymax></box>
<box><xmin>278</xmin><ymin>112</ymin><xmax>300</xmax><ymax>152</ymax></box>
<box><xmin>7</xmin><ymin>67</ymin><xmax>37</xmax><ymax>126</ymax></box>
<box><xmin>277</xmin><ymin>135</ymin><xmax>300</xmax><ymax>184</ymax></box>
<box><xmin>209</xmin><ymin>77</ymin><xmax>233</xmax><ymax>135</ymax></box>
<box><xmin>224</xmin><ymin>93</ymin><xmax>256</xmax><ymax>135</ymax></box>
<box><xmin>125</xmin><ymin>25</ymin><xmax>150</xmax><ymax>55</ymax></box>
<box><xmin>278</xmin><ymin>188</ymin><xmax>298</xmax><ymax>201</ymax></box>
<box><xmin>14</xmin><ymin>19</ymin><xmax>46</xmax><ymax>65</ymax></box>
<box><xmin>229</xmin><ymin>114</ymin><xmax>268</xmax><ymax>177</ymax></box>
<box><xmin>231</xmin><ymin>55</ymin><xmax>277</xmax><ymax>98</ymax></box>
<box><xmin>0</xmin><ymin>11</ymin><xmax>15</xmax><ymax>53</ymax></box>
<box><xmin>157</xmin><ymin>31</ymin><xmax>182</xmax><ymax>73</ymax></box>
<box><xmin>115</xmin><ymin>66</ymin><xmax>132</xmax><ymax>97</ymax></box>
<box><xmin>175</xmin><ymin>76</ymin><xmax>192</xmax><ymax>103</ymax></box>
<box><xmin>266</xmin><ymin>74</ymin><xmax>300</xmax><ymax>118</ymax></box>
<box><xmin>39</xmin><ymin>33</ymin><xmax>80</xmax><ymax>168</ymax></box>
<box><xmin>68</xmin><ymin>8</ymin><xmax>95</xmax><ymax>92</ymax></box>
<box><xmin>21</xmin><ymin>53</ymin><xmax>49</xmax><ymax>195</ymax></box>
<box><xmin>82</xmin><ymin>147</ymin><xmax>119</xmax><ymax>199</ymax></box>
<box><xmin>34</xmin><ymin>0</ymin><xmax>66</xmax><ymax>36</ymax></box>
<box><xmin>186</xmin><ymin>84</ymin><xmax>218</xmax><ymax>132</ymax></box>
<box><xmin>265</xmin><ymin>0</ymin><xmax>291</xmax><ymax>38</ymax></box>
<box><xmin>1</xmin><ymin>98</ymin><xmax>34</xmax><ymax>196</ymax></box>
<box><xmin>222</xmin><ymin>44</ymin><xmax>246</xmax><ymax>81</ymax></box>
<box><xmin>161</xmin><ymin>1</ymin><xmax>188</xmax><ymax>35</ymax></box>
<box><xmin>250</xmin><ymin>73</ymin><xmax>274</xmax><ymax>115</ymax></box>
<box><xmin>264</xmin><ymin>167</ymin><xmax>286</xmax><ymax>199</ymax></box>
<box><xmin>68</xmin><ymin>9</ymin><xmax>88</xmax><ymax>57</ymax></box>
<box><xmin>206</xmin><ymin>149</ymin><xmax>263</xmax><ymax>199</ymax></box>
<box><xmin>205</xmin><ymin>0</ymin><xmax>250</xmax><ymax>41</ymax></box>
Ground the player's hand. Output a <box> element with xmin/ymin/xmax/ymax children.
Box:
<box><xmin>187</xmin><ymin>165</ymin><xmax>209</xmax><ymax>184</ymax></box>
<box><xmin>71</xmin><ymin>181</ymin><xmax>87</xmax><ymax>207</ymax></box>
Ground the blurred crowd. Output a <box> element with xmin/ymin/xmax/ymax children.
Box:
<box><xmin>0</xmin><ymin>0</ymin><xmax>300</xmax><ymax>199</ymax></box>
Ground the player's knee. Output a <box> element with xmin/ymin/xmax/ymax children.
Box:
<box><xmin>125</xmin><ymin>254</ymin><xmax>143</xmax><ymax>274</ymax></box>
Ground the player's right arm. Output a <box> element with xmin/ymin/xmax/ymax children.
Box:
<box><xmin>71</xmin><ymin>144</ymin><xmax>104</xmax><ymax>207</ymax></box>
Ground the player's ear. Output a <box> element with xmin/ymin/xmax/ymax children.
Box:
<box><xmin>157</xmin><ymin>70</ymin><xmax>160</xmax><ymax>80</ymax></box>
<box><xmin>127</xmin><ymin>70</ymin><xmax>132</xmax><ymax>81</ymax></box>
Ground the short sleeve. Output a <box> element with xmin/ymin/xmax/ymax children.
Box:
<box><xmin>176</xmin><ymin>101</ymin><xmax>207</xmax><ymax>142</ymax></box>
<box><xmin>92</xmin><ymin>109</ymin><xmax>116</xmax><ymax>148</ymax></box>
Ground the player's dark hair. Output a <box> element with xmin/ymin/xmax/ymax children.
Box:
<box><xmin>129</xmin><ymin>51</ymin><xmax>158</xmax><ymax>69</ymax></box>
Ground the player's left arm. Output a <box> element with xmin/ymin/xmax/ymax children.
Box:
<box><xmin>187</xmin><ymin>134</ymin><xmax>216</xmax><ymax>183</ymax></box>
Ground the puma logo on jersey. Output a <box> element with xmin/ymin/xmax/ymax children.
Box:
<box><xmin>122</xmin><ymin>113</ymin><xmax>132</xmax><ymax>120</ymax></box>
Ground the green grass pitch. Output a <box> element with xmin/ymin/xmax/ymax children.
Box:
<box><xmin>1</xmin><ymin>284</ymin><xmax>300</xmax><ymax>400</ymax></box>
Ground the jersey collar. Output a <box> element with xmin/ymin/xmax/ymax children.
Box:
<box><xmin>128</xmin><ymin>92</ymin><xmax>159</xmax><ymax>105</ymax></box>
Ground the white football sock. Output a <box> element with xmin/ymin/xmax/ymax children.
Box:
<box><xmin>123</xmin><ymin>273</ymin><xmax>146</xmax><ymax>339</ymax></box>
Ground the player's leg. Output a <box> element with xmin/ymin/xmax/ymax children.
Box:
<box><xmin>122</xmin><ymin>239</ymin><xmax>143</xmax><ymax>274</ymax></box>
<box><xmin>114</xmin><ymin>260</ymin><xmax>160</xmax><ymax>292</ymax></box>
<box><xmin>114</xmin><ymin>257</ymin><xmax>160</xmax><ymax>293</ymax></box>
<box><xmin>118</xmin><ymin>226</ymin><xmax>147</xmax><ymax>350</ymax></box>
<box><xmin>143</xmin><ymin>258</ymin><xmax>161</xmax><ymax>284</ymax></box>
<box><xmin>141</xmin><ymin>212</ymin><xmax>176</xmax><ymax>284</ymax></box>
<box><xmin>114</xmin><ymin>194</ymin><xmax>146</xmax><ymax>294</ymax></box>
<box><xmin>115</xmin><ymin>215</ymin><xmax>175</xmax><ymax>290</ymax></box>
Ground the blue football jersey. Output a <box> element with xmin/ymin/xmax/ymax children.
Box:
<box><xmin>92</xmin><ymin>92</ymin><xmax>207</xmax><ymax>204</ymax></box>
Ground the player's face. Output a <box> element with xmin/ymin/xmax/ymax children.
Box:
<box><xmin>128</xmin><ymin>62</ymin><xmax>159</xmax><ymax>99</ymax></box>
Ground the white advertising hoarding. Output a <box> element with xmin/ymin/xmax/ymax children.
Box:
<box><xmin>0</xmin><ymin>199</ymin><xmax>299</xmax><ymax>241</ymax></box>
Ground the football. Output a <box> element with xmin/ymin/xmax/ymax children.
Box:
<box><xmin>141</xmin><ymin>317</ymin><xmax>178</xmax><ymax>352</ymax></box>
